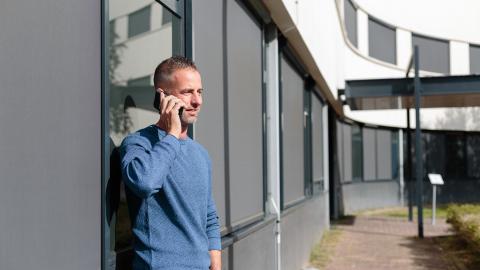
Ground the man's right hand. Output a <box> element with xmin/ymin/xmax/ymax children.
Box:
<box><xmin>158</xmin><ymin>89</ymin><xmax>185</xmax><ymax>139</ymax></box>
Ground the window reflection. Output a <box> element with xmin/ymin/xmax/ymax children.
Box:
<box><xmin>107</xmin><ymin>1</ymin><xmax>182</xmax><ymax>268</ymax></box>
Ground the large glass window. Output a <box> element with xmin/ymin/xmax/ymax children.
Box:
<box><xmin>470</xmin><ymin>44</ymin><xmax>480</xmax><ymax>74</ymax></box>
<box><xmin>412</xmin><ymin>34</ymin><xmax>450</xmax><ymax>74</ymax></box>
<box><xmin>351</xmin><ymin>125</ymin><xmax>362</xmax><ymax>181</ymax></box>
<box><xmin>368</xmin><ymin>18</ymin><xmax>396</xmax><ymax>64</ymax></box>
<box><xmin>106</xmin><ymin>1</ymin><xmax>184</xmax><ymax>268</ymax></box>
<box><xmin>344</xmin><ymin>0</ymin><xmax>357</xmax><ymax>47</ymax></box>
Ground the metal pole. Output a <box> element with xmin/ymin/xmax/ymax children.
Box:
<box><xmin>414</xmin><ymin>46</ymin><xmax>424</xmax><ymax>238</ymax></box>
<box><xmin>432</xmin><ymin>185</ymin><xmax>436</xmax><ymax>225</ymax></box>
<box><xmin>406</xmin><ymin>108</ymin><xmax>413</xmax><ymax>222</ymax></box>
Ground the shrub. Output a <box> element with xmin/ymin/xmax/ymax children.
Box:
<box><xmin>446</xmin><ymin>204</ymin><xmax>480</xmax><ymax>252</ymax></box>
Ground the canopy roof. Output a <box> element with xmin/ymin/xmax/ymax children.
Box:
<box><xmin>345</xmin><ymin>75</ymin><xmax>480</xmax><ymax>110</ymax></box>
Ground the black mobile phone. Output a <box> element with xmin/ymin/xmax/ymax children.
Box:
<box><xmin>153</xmin><ymin>91</ymin><xmax>184</xmax><ymax>116</ymax></box>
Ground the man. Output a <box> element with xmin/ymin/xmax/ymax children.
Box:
<box><xmin>120</xmin><ymin>56</ymin><xmax>221</xmax><ymax>270</ymax></box>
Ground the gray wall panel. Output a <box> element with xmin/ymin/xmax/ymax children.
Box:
<box><xmin>232</xmin><ymin>222</ymin><xmax>276</xmax><ymax>270</ymax></box>
<box><xmin>363</xmin><ymin>128</ymin><xmax>376</xmax><ymax>180</ymax></box>
<box><xmin>227</xmin><ymin>0</ymin><xmax>264</xmax><ymax>225</ymax></box>
<box><xmin>281</xmin><ymin>194</ymin><xmax>329</xmax><ymax>270</ymax></box>
<box><xmin>281</xmin><ymin>56</ymin><xmax>305</xmax><ymax>205</ymax></box>
<box><xmin>342</xmin><ymin>181</ymin><xmax>400</xmax><ymax>214</ymax></box>
<box><xmin>336</xmin><ymin>121</ymin><xmax>344</xmax><ymax>181</ymax></box>
<box><xmin>193</xmin><ymin>0</ymin><xmax>227</xmax><ymax>229</ymax></box>
<box><xmin>376</xmin><ymin>130</ymin><xmax>392</xmax><ymax>179</ymax></box>
<box><xmin>0</xmin><ymin>1</ymin><xmax>100</xmax><ymax>269</ymax></box>
<box><xmin>368</xmin><ymin>18</ymin><xmax>396</xmax><ymax>64</ymax></box>
<box><xmin>343</xmin><ymin>124</ymin><xmax>352</xmax><ymax>182</ymax></box>
<box><xmin>412</xmin><ymin>34</ymin><xmax>450</xmax><ymax>74</ymax></box>
<box><xmin>311</xmin><ymin>94</ymin><xmax>323</xmax><ymax>184</ymax></box>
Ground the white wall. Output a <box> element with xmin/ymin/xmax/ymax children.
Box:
<box><xmin>278</xmin><ymin>0</ymin><xmax>480</xmax><ymax>130</ymax></box>
<box><xmin>355</xmin><ymin>0</ymin><xmax>480</xmax><ymax>45</ymax></box>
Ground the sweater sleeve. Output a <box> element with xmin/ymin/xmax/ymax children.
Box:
<box><xmin>120</xmin><ymin>134</ymin><xmax>180</xmax><ymax>198</ymax></box>
<box><xmin>205</xmin><ymin>158</ymin><xmax>221</xmax><ymax>250</ymax></box>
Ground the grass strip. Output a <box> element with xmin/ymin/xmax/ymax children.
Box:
<box><xmin>309</xmin><ymin>227</ymin><xmax>342</xmax><ymax>269</ymax></box>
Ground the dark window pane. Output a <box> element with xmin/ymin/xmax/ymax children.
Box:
<box><xmin>467</xmin><ymin>135</ymin><xmax>480</xmax><ymax>178</ymax></box>
<box><xmin>470</xmin><ymin>45</ymin><xmax>480</xmax><ymax>74</ymax></box>
<box><xmin>128</xmin><ymin>6</ymin><xmax>151</xmax><ymax>38</ymax></box>
<box><xmin>445</xmin><ymin>134</ymin><xmax>465</xmax><ymax>179</ymax></box>
<box><xmin>391</xmin><ymin>130</ymin><xmax>399</xmax><ymax>179</ymax></box>
<box><xmin>352</xmin><ymin>125</ymin><xmax>362</xmax><ymax>181</ymax></box>
<box><xmin>424</xmin><ymin>133</ymin><xmax>445</xmax><ymax>176</ymax></box>
<box><xmin>369</xmin><ymin>18</ymin><xmax>396</xmax><ymax>64</ymax></box>
<box><xmin>344</xmin><ymin>0</ymin><xmax>357</xmax><ymax>47</ymax></box>
<box><xmin>412</xmin><ymin>34</ymin><xmax>449</xmax><ymax>74</ymax></box>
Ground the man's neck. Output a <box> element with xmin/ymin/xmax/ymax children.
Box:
<box><xmin>155</xmin><ymin>120</ymin><xmax>189</xmax><ymax>139</ymax></box>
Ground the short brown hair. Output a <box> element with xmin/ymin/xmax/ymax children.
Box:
<box><xmin>153</xmin><ymin>56</ymin><xmax>198</xmax><ymax>88</ymax></box>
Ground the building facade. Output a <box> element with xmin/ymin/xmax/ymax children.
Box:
<box><xmin>0</xmin><ymin>0</ymin><xmax>479</xmax><ymax>269</ymax></box>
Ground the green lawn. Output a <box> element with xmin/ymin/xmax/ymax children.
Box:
<box><xmin>358</xmin><ymin>205</ymin><xmax>449</xmax><ymax>219</ymax></box>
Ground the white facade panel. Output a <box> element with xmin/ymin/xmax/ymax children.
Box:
<box><xmin>450</xmin><ymin>41</ymin><xmax>470</xmax><ymax>75</ymax></box>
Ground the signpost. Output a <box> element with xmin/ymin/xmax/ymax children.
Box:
<box><xmin>428</xmin><ymin>173</ymin><xmax>445</xmax><ymax>225</ymax></box>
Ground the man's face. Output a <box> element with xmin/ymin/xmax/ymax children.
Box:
<box><xmin>166</xmin><ymin>68</ymin><xmax>203</xmax><ymax>124</ymax></box>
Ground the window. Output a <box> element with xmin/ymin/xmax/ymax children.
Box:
<box><xmin>107</xmin><ymin>1</ymin><xmax>183</xmax><ymax>267</ymax></box>
<box><xmin>344</xmin><ymin>0</ymin><xmax>357</xmax><ymax>47</ymax></box>
<box><xmin>368</xmin><ymin>18</ymin><xmax>396</xmax><ymax>64</ymax></box>
<box><xmin>351</xmin><ymin>125</ymin><xmax>362</xmax><ymax>181</ymax></box>
<box><xmin>128</xmin><ymin>6</ymin><xmax>151</xmax><ymax>38</ymax></box>
<box><xmin>412</xmin><ymin>34</ymin><xmax>450</xmax><ymax>74</ymax></box>
<box><xmin>470</xmin><ymin>44</ymin><xmax>480</xmax><ymax>74</ymax></box>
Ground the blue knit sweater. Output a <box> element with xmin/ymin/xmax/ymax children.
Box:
<box><xmin>120</xmin><ymin>125</ymin><xmax>221</xmax><ymax>270</ymax></box>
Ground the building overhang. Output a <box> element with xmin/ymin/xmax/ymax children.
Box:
<box><xmin>345</xmin><ymin>75</ymin><xmax>480</xmax><ymax>110</ymax></box>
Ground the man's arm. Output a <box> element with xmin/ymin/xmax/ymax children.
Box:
<box><xmin>209</xmin><ymin>250</ymin><xmax>221</xmax><ymax>270</ymax></box>
<box><xmin>120</xmin><ymin>134</ymin><xmax>180</xmax><ymax>198</ymax></box>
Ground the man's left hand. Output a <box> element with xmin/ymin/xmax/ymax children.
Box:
<box><xmin>209</xmin><ymin>250</ymin><xmax>221</xmax><ymax>270</ymax></box>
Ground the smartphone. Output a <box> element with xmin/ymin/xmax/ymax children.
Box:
<box><xmin>154</xmin><ymin>91</ymin><xmax>184</xmax><ymax>116</ymax></box>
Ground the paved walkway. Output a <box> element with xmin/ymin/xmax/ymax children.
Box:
<box><xmin>323</xmin><ymin>216</ymin><xmax>456</xmax><ymax>270</ymax></box>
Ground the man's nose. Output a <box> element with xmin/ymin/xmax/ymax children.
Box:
<box><xmin>191</xmin><ymin>92</ymin><xmax>202</xmax><ymax>106</ymax></box>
